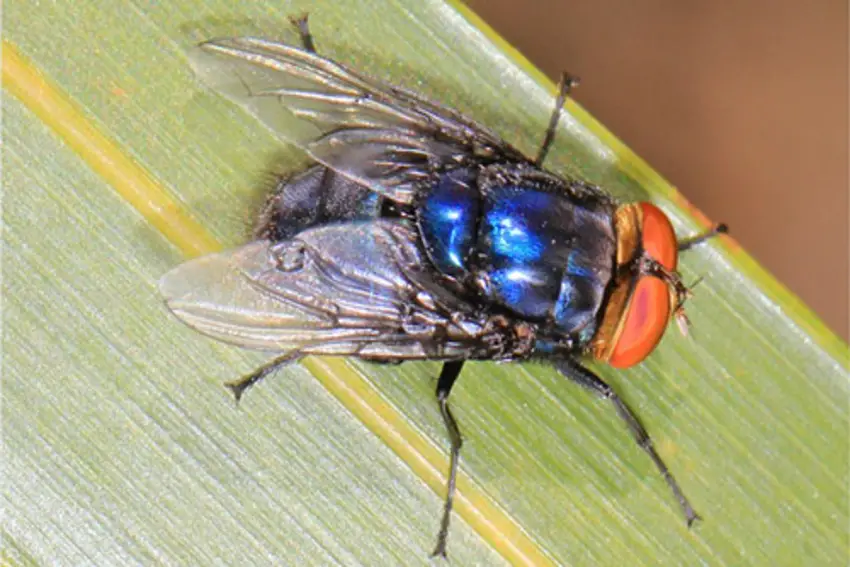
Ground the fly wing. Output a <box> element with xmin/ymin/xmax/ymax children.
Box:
<box><xmin>189</xmin><ymin>37</ymin><xmax>528</xmax><ymax>203</ymax></box>
<box><xmin>159</xmin><ymin>221</ymin><xmax>486</xmax><ymax>360</ymax></box>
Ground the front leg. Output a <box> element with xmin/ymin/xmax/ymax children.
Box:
<box><xmin>555</xmin><ymin>358</ymin><xmax>700</xmax><ymax>526</ymax></box>
<box><xmin>678</xmin><ymin>223</ymin><xmax>728</xmax><ymax>252</ymax></box>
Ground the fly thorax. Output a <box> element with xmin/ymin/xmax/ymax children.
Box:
<box><xmin>418</xmin><ymin>168</ymin><xmax>618</xmax><ymax>338</ymax></box>
<box><xmin>417</xmin><ymin>168</ymin><xmax>480</xmax><ymax>278</ymax></box>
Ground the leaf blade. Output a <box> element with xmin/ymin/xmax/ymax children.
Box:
<box><xmin>4</xmin><ymin>1</ymin><xmax>847</xmax><ymax>565</ymax></box>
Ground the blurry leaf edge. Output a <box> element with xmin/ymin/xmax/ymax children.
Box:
<box><xmin>449</xmin><ymin>0</ymin><xmax>847</xmax><ymax>362</ymax></box>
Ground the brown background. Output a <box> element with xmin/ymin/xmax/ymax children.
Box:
<box><xmin>466</xmin><ymin>0</ymin><xmax>849</xmax><ymax>341</ymax></box>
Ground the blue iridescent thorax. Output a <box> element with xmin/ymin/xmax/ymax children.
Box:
<box><xmin>479</xmin><ymin>185</ymin><xmax>614</xmax><ymax>332</ymax></box>
<box><xmin>418</xmin><ymin>171</ymin><xmax>616</xmax><ymax>337</ymax></box>
<box><xmin>479</xmin><ymin>188</ymin><xmax>568</xmax><ymax>319</ymax></box>
<box><xmin>417</xmin><ymin>169</ymin><xmax>479</xmax><ymax>277</ymax></box>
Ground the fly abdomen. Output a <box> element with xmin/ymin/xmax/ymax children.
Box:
<box><xmin>257</xmin><ymin>165</ymin><xmax>383</xmax><ymax>241</ymax></box>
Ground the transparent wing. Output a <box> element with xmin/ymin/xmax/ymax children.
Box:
<box><xmin>189</xmin><ymin>37</ymin><xmax>528</xmax><ymax>203</ymax></box>
<box><xmin>159</xmin><ymin>221</ymin><xmax>487</xmax><ymax>360</ymax></box>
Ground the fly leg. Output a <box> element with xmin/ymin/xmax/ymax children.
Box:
<box><xmin>287</xmin><ymin>15</ymin><xmax>350</xmax><ymax>224</ymax></box>
<box><xmin>555</xmin><ymin>358</ymin><xmax>700</xmax><ymax>526</ymax></box>
<box><xmin>678</xmin><ymin>223</ymin><xmax>728</xmax><ymax>252</ymax></box>
<box><xmin>224</xmin><ymin>351</ymin><xmax>303</xmax><ymax>403</ymax></box>
<box><xmin>535</xmin><ymin>72</ymin><xmax>581</xmax><ymax>166</ymax></box>
<box><xmin>431</xmin><ymin>360</ymin><xmax>465</xmax><ymax>558</ymax></box>
<box><xmin>222</xmin><ymin>19</ymin><xmax>311</xmax><ymax>404</ymax></box>
<box><xmin>289</xmin><ymin>14</ymin><xmax>317</xmax><ymax>53</ymax></box>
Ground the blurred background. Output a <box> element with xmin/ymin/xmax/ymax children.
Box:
<box><xmin>466</xmin><ymin>0</ymin><xmax>848</xmax><ymax>341</ymax></box>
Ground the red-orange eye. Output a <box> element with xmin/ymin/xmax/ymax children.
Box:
<box><xmin>608</xmin><ymin>203</ymin><xmax>678</xmax><ymax>368</ymax></box>
<box><xmin>639</xmin><ymin>202</ymin><xmax>678</xmax><ymax>272</ymax></box>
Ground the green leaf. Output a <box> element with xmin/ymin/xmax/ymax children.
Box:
<box><xmin>4</xmin><ymin>1</ymin><xmax>847</xmax><ymax>565</ymax></box>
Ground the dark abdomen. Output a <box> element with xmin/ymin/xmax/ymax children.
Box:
<box><xmin>256</xmin><ymin>165</ymin><xmax>382</xmax><ymax>241</ymax></box>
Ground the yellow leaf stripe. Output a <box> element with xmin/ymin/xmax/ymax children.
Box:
<box><xmin>3</xmin><ymin>40</ymin><xmax>554</xmax><ymax>567</ymax></box>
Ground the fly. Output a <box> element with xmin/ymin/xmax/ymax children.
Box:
<box><xmin>160</xmin><ymin>16</ymin><xmax>727</xmax><ymax>558</ymax></box>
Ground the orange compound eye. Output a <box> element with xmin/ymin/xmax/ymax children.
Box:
<box><xmin>608</xmin><ymin>277</ymin><xmax>672</xmax><ymax>368</ymax></box>
<box><xmin>638</xmin><ymin>202</ymin><xmax>678</xmax><ymax>271</ymax></box>
<box><xmin>608</xmin><ymin>203</ymin><xmax>679</xmax><ymax>368</ymax></box>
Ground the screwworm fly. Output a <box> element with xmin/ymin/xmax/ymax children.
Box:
<box><xmin>160</xmin><ymin>16</ymin><xmax>727</xmax><ymax>557</ymax></box>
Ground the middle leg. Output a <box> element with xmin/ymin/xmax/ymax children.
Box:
<box><xmin>431</xmin><ymin>360</ymin><xmax>465</xmax><ymax>558</ymax></box>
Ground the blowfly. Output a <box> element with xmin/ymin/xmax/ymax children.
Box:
<box><xmin>160</xmin><ymin>16</ymin><xmax>726</xmax><ymax>557</ymax></box>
